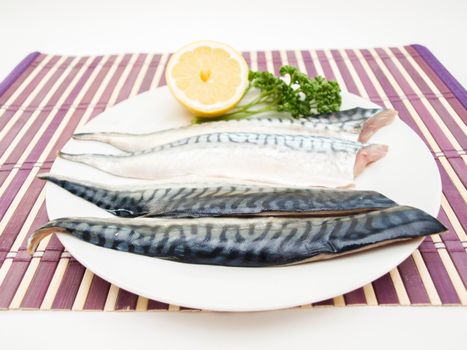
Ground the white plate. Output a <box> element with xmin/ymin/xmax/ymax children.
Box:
<box><xmin>46</xmin><ymin>86</ymin><xmax>441</xmax><ymax>312</ymax></box>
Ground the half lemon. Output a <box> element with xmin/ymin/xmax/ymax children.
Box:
<box><xmin>165</xmin><ymin>41</ymin><xmax>249</xmax><ymax>117</ymax></box>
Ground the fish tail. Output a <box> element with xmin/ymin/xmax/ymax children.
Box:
<box><xmin>38</xmin><ymin>172</ymin><xmax>91</xmax><ymax>191</ymax></box>
<box><xmin>72</xmin><ymin>132</ymin><xmax>102</xmax><ymax>141</ymax></box>
<box><xmin>328</xmin><ymin>206</ymin><xmax>447</xmax><ymax>255</ymax></box>
<box><xmin>72</xmin><ymin>132</ymin><xmax>139</xmax><ymax>153</ymax></box>
<box><xmin>37</xmin><ymin>172</ymin><xmax>67</xmax><ymax>186</ymax></box>
<box><xmin>38</xmin><ymin>172</ymin><xmax>98</xmax><ymax>200</ymax></box>
<box><xmin>58</xmin><ymin>151</ymin><xmax>115</xmax><ymax>169</ymax></box>
<box><xmin>27</xmin><ymin>221</ymin><xmax>70</xmax><ymax>255</ymax></box>
<box><xmin>358</xmin><ymin>109</ymin><xmax>398</xmax><ymax>143</ymax></box>
<box><xmin>72</xmin><ymin>131</ymin><xmax>125</xmax><ymax>143</ymax></box>
<box><xmin>58</xmin><ymin>151</ymin><xmax>84</xmax><ymax>162</ymax></box>
<box><xmin>38</xmin><ymin>173</ymin><xmax>133</xmax><ymax>216</ymax></box>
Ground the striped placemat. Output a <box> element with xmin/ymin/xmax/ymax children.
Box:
<box><xmin>0</xmin><ymin>45</ymin><xmax>465</xmax><ymax>311</ymax></box>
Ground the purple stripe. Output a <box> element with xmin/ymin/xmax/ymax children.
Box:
<box><xmin>420</xmin><ymin>251</ymin><xmax>460</xmax><ymax>304</ymax></box>
<box><xmin>138</xmin><ymin>54</ymin><xmax>161</xmax><ymax>94</ymax></box>
<box><xmin>436</xmin><ymin>159</ymin><xmax>466</xmax><ymax>231</ymax></box>
<box><xmin>115</xmin><ymin>289</ymin><xmax>139</xmax><ymax>311</ymax></box>
<box><xmin>0</xmin><ymin>52</ymin><xmax>41</xmax><ymax>98</ymax></box>
<box><xmin>344</xmin><ymin>287</ymin><xmax>367</xmax><ymax>304</ymax></box>
<box><xmin>316</xmin><ymin>50</ymin><xmax>335</xmax><ymax>80</ymax></box>
<box><xmin>78</xmin><ymin>56</ymin><xmax>117</xmax><ymax>107</ymax></box>
<box><xmin>405</xmin><ymin>46</ymin><xmax>466</xmax><ymax>117</ymax></box>
<box><xmin>0</xmin><ymin>175</ymin><xmax>46</xmax><ymax>253</ymax></box>
<box><xmin>300</xmin><ymin>50</ymin><xmax>317</xmax><ymax>77</ymax></box>
<box><xmin>371</xmin><ymin>273</ymin><xmax>399</xmax><ymax>304</ymax></box>
<box><xmin>435</xmin><ymin>211</ymin><xmax>467</xmax><ymax>287</ymax></box>
<box><xmin>443</xmin><ymin>241</ymin><xmax>465</xmax><ymax>252</ymax></box>
<box><xmin>411</xmin><ymin>44</ymin><xmax>467</xmax><ymax>108</ymax></box>
<box><xmin>437</xmin><ymin>208</ymin><xmax>461</xmax><ymax>242</ymax></box>
<box><xmin>271</xmin><ymin>50</ymin><xmax>283</xmax><ymax>74</ymax></box>
<box><xmin>115</xmin><ymin>54</ymin><xmax>147</xmax><ymax>104</ymax></box>
<box><xmin>257</xmin><ymin>51</ymin><xmax>267</xmax><ymax>71</ymax></box>
<box><xmin>446</xmin><ymin>250</ymin><xmax>467</xmax><ymax>289</ymax></box>
<box><xmin>0</xmin><ymin>252</ymin><xmax>6</xmax><ymax>266</ymax></box>
<box><xmin>446</xmin><ymin>156</ymin><xmax>467</xmax><ymax>187</ymax></box>
<box><xmin>0</xmin><ymin>259</ymin><xmax>31</xmax><ymax>308</ymax></box>
<box><xmin>0</xmin><ymin>170</ymin><xmax>29</xmax><ymax>221</ymax></box>
<box><xmin>390</xmin><ymin>47</ymin><xmax>466</xmax><ymax>150</ymax></box>
<box><xmin>83</xmin><ymin>275</ymin><xmax>111</xmax><ymax>310</ymax></box>
<box><xmin>147</xmin><ymin>299</ymin><xmax>169</xmax><ymax>310</ymax></box>
<box><xmin>286</xmin><ymin>51</ymin><xmax>298</xmax><ymax>68</ymax></box>
<box><xmin>397</xmin><ymin>256</ymin><xmax>430</xmax><ymax>304</ymax></box>
<box><xmin>51</xmin><ymin>258</ymin><xmax>86</xmax><ymax>309</ymax></box>
<box><xmin>88</xmin><ymin>55</ymin><xmax>133</xmax><ymax>121</ymax></box>
<box><xmin>0</xmin><ymin>168</ymin><xmax>11</xmax><ymax>185</ymax></box>
<box><xmin>20</xmin><ymin>249</ymin><xmax>61</xmax><ymax>308</ymax></box>
<box><xmin>271</xmin><ymin>50</ymin><xmax>281</xmax><ymax>75</ymax></box>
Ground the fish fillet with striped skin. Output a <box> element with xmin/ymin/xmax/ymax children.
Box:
<box><xmin>59</xmin><ymin>132</ymin><xmax>388</xmax><ymax>188</ymax></box>
<box><xmin>28</xmin><ymin>206</ymin><xmax>446</xmax><ymax>267</ymax></box>
<box><xmin>39</xmin><ymin>173</ymin><xmax>397</xmax><ymax>218</ymax></box>
<box><xmin>72</xmin><ymin>108</ymin><xmax>396</xmax><ymax>153</ymax></box>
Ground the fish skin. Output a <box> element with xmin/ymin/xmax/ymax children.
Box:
<box><xmin>38</xmin><ymin>173</ymin><xmax>398</xmax><ymax>218</ymax></box>
<box><xmin>72</xmin><ymin>108</ymin><xmax>394</xmax><ymax>153</ymax></box>
<box><xmin>28</xmin><ymin>206</ymin><xmax>446</xmax><ymax>267</ymax></box>
<box><xmin>59</xmin><ymin>132</ymin><xmax>388</xmax><ymax>188</ymax></box>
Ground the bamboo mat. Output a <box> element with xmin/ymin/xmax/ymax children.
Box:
<box><xmin>0</xmin><ymin>45</ymin><xmax>465</xmax><ymax>311</ymax></box>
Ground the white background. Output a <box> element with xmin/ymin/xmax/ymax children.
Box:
<box><xmin>0</xmin><ymin>0</ymin><xmax>466</xmax><ymax>349</ymax></box>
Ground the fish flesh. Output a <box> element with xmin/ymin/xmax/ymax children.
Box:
<box><xmin>60</xmin><ymin>133</ymin><xmax>388</xmax><ymax>187</ymax></box>
<box><xmin>59</xmin><ymin>133</ymin><xmax>388</xmax><ymax>188</ymax></box>
<box><xmin>39</xmin><ymin>173</ymin><xmax>397</xmax><ymax>218</ymax></box>
<box><xmin>28</xmin><ymin>206</ymin><xmax>446</xmax><ymax>267</ymax></box>
<box><xmin>72</xmin><ymin>108</ymin><xmax>396</xmax><ymax>153</ymax></box>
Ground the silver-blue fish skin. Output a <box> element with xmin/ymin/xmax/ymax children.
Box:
<box><xmin>29</xmin><ymin>206</ymin><xmax>446</xmax><ymax>267</ymax></box>
<box><xmin>39</xmin><ymin>173</ymin><xmax>397</xmax><ymax>218</ymax></box>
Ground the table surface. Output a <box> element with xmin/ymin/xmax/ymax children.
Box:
<box><xmin>0</xmin><ymin>0</ymin><xmax>466</xmax><ymax>349</ymax></box>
